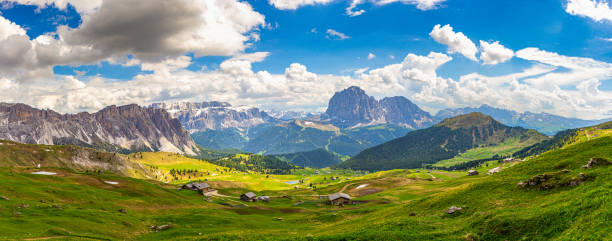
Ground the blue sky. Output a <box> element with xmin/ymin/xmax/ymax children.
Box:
<box><xmin>0</xmin><ymin>0</ymin><xmax>611</xmax><ymax>118</ymax></box>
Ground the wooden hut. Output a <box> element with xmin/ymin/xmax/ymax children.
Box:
<box><xmin>328</xmin><ymin>192</ymin><xmax>351</xmax><ymax>205</ymax></box>
<box><xmin>241</xmin><ymin>192</ymin><xmax>257</xmax><ymax>202</ymax></box>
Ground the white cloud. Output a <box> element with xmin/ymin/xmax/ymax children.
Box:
<box><xmin>479</xmin><ymin>41</ymin><xmax>514</xmax><ymax>65</ymax></box>
<box><xmin>516</xmin><ymin>47</ymin><xmax>612</xmax><ymax>88</ymax></box>
<box><xmin>367</xmin><ymin>53</ymin><xmax>376</xmax><ymax>59</ymax></box>
<box><xmin>0</xmin><ymin>15</ymin><xmax>27</xmax><ymax>40</ymax></box>
<box><xmin>61</xmin><ymin>0</ymin><xmax>265</xmax><ymax>62</ymax></box>
<box><xmin>346</xmin><ymin>0</ymin><xmax>446</xmax><ymax>17</ymax></box>
<box><xmin>3</xmin><ymin>49</ymin><xmax>612</xmax><ymax>119</ymax></box>
<box><xmin>326</xmin><ymin>29</ymin><xmax>350</xmax><ymax>40</ymax></box>
<box><xmin>0</xmin><ymin>0</ymin><xmax>266</xmax><ymax>82</ymax></box>
<box><xmin>346</xmin><ymin>0</ymin><xmax>366</xmax><ymax>16</ymax></box>
<box><xmin>565</xmin><ymin>0</ymin><xmax>612</xmax><ymax>22</ymax></box>
<box><xmin>268</xmin><ymin>0</ymin><xmax>334</xmax><ymax>10</ymax></box>
<box><xmin>227</xmin><ymin>52</ymin><xmax>271</xmax><ymax>63</ymax></box>
<box><xmin>354</xmin><ymin>67</ymin><xmax>369</xmax><ymax>75</ymax></box>
<box><xmin>430</xmin><ymin>24</ymin><xmax>478</xmax><ymax>61</ymax></box>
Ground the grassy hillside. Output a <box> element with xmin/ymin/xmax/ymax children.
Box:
<box><xmin>0</xmin><ymin>140</ymin><xmax>153</xmax><ymax>178</ymax></box>
<box><xmin>275</xmin><ymin>148</ymin><xmax>343</xmax><ymax>168</ymax></box>
<box><xmin>0</xmin><ymin>131</ymin><xmax>610</xmax><ymax>240</ymax></box>
<box><xmin>432</xmin><ymin>135</ymin><xmax>542</xmax><ymax>168</ymax></box>
<box><xmin>341</xmin><ymin>113</ymin><xmax>546</xmax><ymax>171</ymax></box>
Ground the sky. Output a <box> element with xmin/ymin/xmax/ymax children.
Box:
<box><xmin>0</xmin><ymin>0</ymin><xmax>611</xmax><ymax>119</ymax></box>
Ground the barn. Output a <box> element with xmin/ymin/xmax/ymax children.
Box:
<box><xmin>328</xmin><ymin>192</ymin><xmax>351</xmax><ymax>205</ymax></box>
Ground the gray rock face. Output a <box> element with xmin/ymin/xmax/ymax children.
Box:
<box><xmin>322</xmin><ymin>86</ymin><xmax>433</xmax><ymax>129</ymax></box>
<box><xmin>0</xmin><ymin>103</ymin><xmax>198</xmax><ymax>155</ymax></box>
<box><xmin>150</xmin><ymin>102</ymin><xmax>275</xmax><ymax>132</ymax></box>
<box><xmin>266</xmin><ymin>110</ymin><xmax>316</xmax><ymax>121</ymax></box>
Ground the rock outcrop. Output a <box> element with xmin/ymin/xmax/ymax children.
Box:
<box><xmin>150</xmin><ymin>102</ymin><xmax>275</xmax><ymax>132</ymax></box>
<box><xmin>0</xmin><ymin>103</ymin><xmax>198</xmax><ymax>155</ymax></box>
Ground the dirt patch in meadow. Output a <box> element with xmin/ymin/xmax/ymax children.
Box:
<box><xmin>346</xmin><ymin>177</ymin><xmax>416</xmax><ymax>197</ymax></box>
<box><xmin>353</xmin><ymin>188</ymin><xmax>384</xmax><ymax>196</ymax></box>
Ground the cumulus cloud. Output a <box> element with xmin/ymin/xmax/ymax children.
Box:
<box><xmin>367</xmin><ymin>53</ymin><xmax>376</xmax><ymax>59</ymax></box>
<box><xmin>430</xmin><ymin>24</ymin><xmax>478</xmax><ymax>61</ymax></box>
<box><xmin>326</xmin><ymin>29</ymin><xmax>350</xmax><ymax>40</ymax></box>
<box><xmin>0</xmin><ymin>15</ymin><xmax>26</xmax><ymax>40</ymax></box>
<box><xmin>0</xmin><ymin>0</ymin><xmax>266</xmax><ymax>81</ymax></box>
<box><xmin>479</xmin><ymin>41</ymin><xmax>514</xmax><ymax>65</ymax></box>
<box><xmin>268</xmin><ymin>0</ymin><xmax>334</xmax><ymax>10</ymax></box>
<box><xmin>3</xmin><ymin>48</ymin><xmax>612</xmax><ymax>119</ymax></box>
<box><xmin>565</xmin><ymin>0</ymin><xmax>612</xmax><ymax>22</ymax></box>
<box><xmin>61</xmin><ymin>0</ymin><xmax>265</xmax><ymax>61</ymax></box>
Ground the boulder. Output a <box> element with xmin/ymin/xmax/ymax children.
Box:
<box><xmin>150</xmin><ymin>224</ymin><xmax>171</xmax><ymax>232</ymax></box>
<box><xmin>488</xmin><ymin>167</ymin><xmax>502</xmax><ymax>175</ymax></box>
<box><xmin>586</xmin><ymin>158</ymin><xmax>610</xmax><ymax>168</ymax></box>
<box><xmin>467</xmin><ymin>170</ymin><xmax>479</xmax><ymax>176</ymax></box>
<box><xmin>446</xmin><ymin>206</ymin><xmax>462</xmax><ymax>214</ymax></box>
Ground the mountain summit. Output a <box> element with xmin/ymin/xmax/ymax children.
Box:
<box><xmin>340</xmin><ymin>112</ymin><xmax>547</xmax><ymax>171</ymax></box>
<box><xmin>322</xmin><ymin>86</ymin><xmax>433</xmax><ymax>129</ymax></box>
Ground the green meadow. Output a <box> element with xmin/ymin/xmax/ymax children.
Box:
<box><xmin>0</xmin><ymin>133</ymin><xmax>610</xmax><ymax>240</ymax></box>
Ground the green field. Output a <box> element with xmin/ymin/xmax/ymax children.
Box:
<box><xmin>432</xmin><ymin>137</ymin><xmax>539</xmax><ymax>168</ymax></box>
<box><xmin>0</xmin><ymin>133</ymin><xmax>610</xmax><ymax>240</ymax></box>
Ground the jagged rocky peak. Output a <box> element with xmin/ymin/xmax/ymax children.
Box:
<box><xmin>0</xmin><ymin>103</ymin><xmax>198</xmax><ymax>155</ymax></box>
<box><xmin>149</xmin><ymin>101</ymin><xmax>276</xmax><ymax>132</ymax></box>
<box><xmin>322</xmin><ymin>86</ymin><xmax>433</xmax><ymax>129</ymax></box>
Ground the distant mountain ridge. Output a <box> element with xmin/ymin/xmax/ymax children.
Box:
<box><xmin>321</xmin><ymin>86</ymin><xmax>433</xmax><ymax>129</ymax></box>
<box><xmin>192</xmin><ymin>121</ymin><xmax>412</xmax><ymax>156</ymax></box>
<box><xmin>340</xmin><ymin>113</ymin><xmax>547</xmax><ymax>171</ymax></box>
<box><xmin>435</xmin><ymin>104</ymin><xmax>610</xmax><ymax>135</ymax></box>
<box><xmin>150</xmin><ymin>101</ymin><xmax>276</xmax><ymax>132</ymax></box>
<box><xmin>0</xmin><ymin>103</ymin><xmax>198</xmax><ymax>155</ymax></box>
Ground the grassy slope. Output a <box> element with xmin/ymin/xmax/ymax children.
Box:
<box><xmin>0</xmin><ymin>135</ymin><xmax>609</xmax><ymax>240</ymax></box>
<box><xmin>432</xmin><ymin>136</ymin><xmax>541</xmax><ymax>168</ymax></box>
<box><xmin>315</xmin><ymin>136</ymin><xmax>612</xmax><ymax>240</ymax></box>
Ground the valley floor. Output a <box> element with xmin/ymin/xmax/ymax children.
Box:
<box><xmin>0</xmin><ymin>136</ymin><xmax>611</xmax><ymax>240</ymax></box>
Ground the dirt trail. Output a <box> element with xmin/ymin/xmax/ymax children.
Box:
<box><xmin>339</xmin><ymin>183</ymin><xmax>350</xmax><ymax>192</ymax></box>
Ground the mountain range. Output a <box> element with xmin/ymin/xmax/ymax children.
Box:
<box><xmin>149</xmin><ymin>101</ymin><xmax>275</xmax><ymax>132</ymax></box>
<box><xmin>340</xmin><ymin>112</ymin><xmax>548</xmax><ymax>171</ymax></box>
<box><xmin>0</xmin><ymin>103</ymin><xmax>198</xmax><ymax>155</ymax></box>
<box><xmin>191</xmin><ymin>120</ymin><xmax>411</xmax><ymax>157</ymax></box>
<box><xmin>434</xmin><ymin>104</ymin><xmax>611</xmax><ymax>135</ymax></box>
